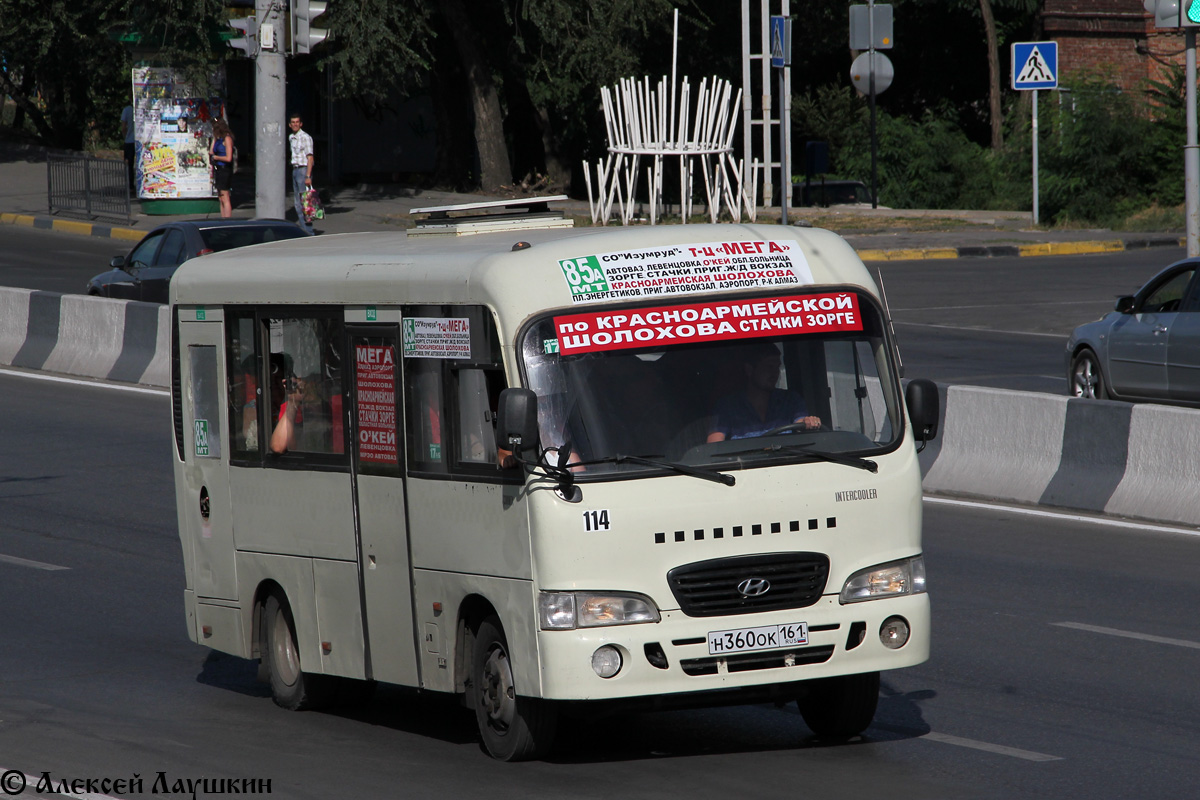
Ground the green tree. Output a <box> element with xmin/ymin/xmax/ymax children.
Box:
<box><xmin>0</xmin><ymin>0</ymin><xmax>131</xmax><ymax>147</ymax></box>
<box><xmin>319</xmin><ymin>0</ymin><xmax>433</xmax><ymax>114</ymax></box>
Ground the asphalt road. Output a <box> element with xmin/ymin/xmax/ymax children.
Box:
<box><xmin>2</xmin><ymin>370</ymin><xmax>1198</xmax><ymax>798</ymax></box>
<box><xmin>0</xmin><ymin>225</ymin><xmax>127</xmax><ymax>295</ymax></box>
<box><xmin>875</xmin><ymin>245</ymin><xmax>1187</xmax><ymax>393</ymax></box>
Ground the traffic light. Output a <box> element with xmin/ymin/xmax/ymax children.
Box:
<box><xmin>1185</xmin><ymin>0</ymin><xmax>1200</xmax><ymax>25</ymax></box>
<box><xmin>227</xmin><ymin>14</ymin><xmax>258</xmax><ymax>56</ymax></box>
<box><xmin>1146</xmin><ymin>0</ymin><xmax>1180</xmax><ymax>27</ymax></box>
<box><xmin>1144</xmin><ymin>0</ymin><xmax>1200</xmax><ymax>26</ymax></box>
<box><xmin>292</xmin><ymin>0</ymin><xmax>330</xmax><ymax>55</ymax></box>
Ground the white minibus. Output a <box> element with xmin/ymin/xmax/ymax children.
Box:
<box><xmin>170</xmin><ymin>200</ymin><xmax>939</xmax><ymax>760</ymax></box>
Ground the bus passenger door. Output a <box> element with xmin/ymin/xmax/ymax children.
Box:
<box><xmin>179</xmin><ymin>317</ymin><xmax>238</xmax><ymax>601</ymax></box>
<box><xmin>348</xmin><ymin>325</ymin><xmax>419</xmax><ymax>687</ymax></box>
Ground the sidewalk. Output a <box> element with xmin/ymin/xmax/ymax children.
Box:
<box><xmin>0</xmin><ymin>141</ymin><xmax>1185</xmax><ymax>259</ymax></box>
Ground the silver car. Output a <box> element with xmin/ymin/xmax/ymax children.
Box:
<box><xmin>1067</xmin><ymin>258</ymin><xmax>1200</xmax><ymax>403</ymax></box>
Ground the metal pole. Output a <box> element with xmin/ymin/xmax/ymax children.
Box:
<box><xmin>1187</xmin><ymin>30</ymin><xmax>1199</xmax><ymax>257</ymax></box>
<box><xmin>779</xmin><ymin>66</ymin><xmax>788</xmax><ymax>226</ymax></box>
<box><xmin>1032</xmin><ymin>89</ymin><xmax>1039</xmax><ymax>226</ymax></box>
<box><xmin>760</xmin><ymin>0</ymin><xmax>772</xmax><ymax>207</ymax></box>
<box><xmin>868</xmin><ymin>0</ymin><xmax>878</xmax><ymax>209</ymax></box>
<box><xmin>256</xmin><ymin>0</ymin><xmax>286</xmax><ymax>220</ymax></box>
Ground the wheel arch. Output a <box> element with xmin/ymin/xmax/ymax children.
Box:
<box><xmin>455</xmin><ymin>593</ymin><xmax>499</xmax><ymax>696</ymax></box>
<box><xmin>251</xmin><ymin>579</ymin><xmax>289</xmax><ymax>662</ymax></box>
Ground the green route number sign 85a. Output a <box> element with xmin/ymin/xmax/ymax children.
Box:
<box><xmin>558</xmin><ymin>256</ymin><xmax>609</xmax><ymax>295</ymax></box>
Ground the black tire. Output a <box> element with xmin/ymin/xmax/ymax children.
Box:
<box><xmin>1070</xmin><ymin>349</ymin><xmax>1108</xmax><ymax>399</ymax></box>
<box><xmin>262</xmin><ymin>592</ymin><xmax>335</xmax><ymax>711</ymax></box>
<box><xmin>796</xmin><ymin>671</ymin><xmax>880</xmax><ymax>739</ymax></box>
<box><xmin>471</xmin><ymin>615</ymin><xmax>557</xmax><ymax>761</ymax></box>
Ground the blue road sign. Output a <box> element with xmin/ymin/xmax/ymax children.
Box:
<box><xmin>770</xmin><ymin>16</ymin><xmax>790</xmax><ymax>68</ymax></box>
<box><xmin>1012</xmin><ymin>41</ymin><xmax>1058</xmax><ymax>90</ymax></box>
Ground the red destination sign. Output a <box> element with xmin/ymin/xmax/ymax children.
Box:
<box><xmin>355</xmin><ymin>344</ymin><xmax>398</xmax><ymax>464</ymax></box>
<box><xmin>554</xmin><ymin>293</ymin><xmax>862</xmax><ymax>355</ymax></box>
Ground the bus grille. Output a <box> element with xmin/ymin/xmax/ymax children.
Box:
<box><xmin>666</xmin><ymin>552</ymin><xmax>830</xmax><ymax>617</ymax></box>
<box><xmin>680</xmin><ymin>645</ymin><xmax>835</xmax><ymax>676</ymax></box>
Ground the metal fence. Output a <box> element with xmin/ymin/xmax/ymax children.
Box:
<box><xmin>47</xmin><ymin>151</ymin><xmax>132</xmax><ymax>223</ymax></box>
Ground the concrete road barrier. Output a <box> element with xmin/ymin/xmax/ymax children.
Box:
<box><xmin>3</xmin><ymin>289</ymin><xmax>1199</xmax><ymax>529</ymax></box>
<box><xmin>921</xmin><ymin>384</ymin><xmax>1200</xmax><ymax>529</ymax></box>
<box><xmin>0</xmin><ymin>287</ymin><xmax>168</xmax><ymax>388</ymax></box>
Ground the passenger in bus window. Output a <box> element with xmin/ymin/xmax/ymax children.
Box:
<box><xmin>235</xmin><ymin>355</ymin><xmax>260</xmax><ymax>450</ymax></box>
<box><xmin>706</xmin><ymin>342</ymin><xmax>821</xmax><ymax>442</ymax></box>
<box><xmin>269</xmin><ymin>354</ymin><xmax>303</xmax><ymax>454</ymax></box>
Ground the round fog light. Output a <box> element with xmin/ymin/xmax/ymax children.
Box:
<box><xmin>591</xmin><ymin>645</ymin><xmax>622</xmax><ymax>678</ymax></box>
<box><xmin>879</xmin><ymin>616</ymin><xmax>910</xmax><ymax>650</ymax></box>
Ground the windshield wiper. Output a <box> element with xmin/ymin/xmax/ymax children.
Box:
<box><xmin>720</xmin><ymin>441</ymin><xmax>878</xmax><ymax>473</ymax></box>
<box><xmin>574</xmin><ymin>453</ymin><xmax>736</xmax><ymax>486</ymax></box>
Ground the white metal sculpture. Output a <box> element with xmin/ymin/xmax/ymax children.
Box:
<box><xmin>583</xmin><ymin>13</ymin><xmax>759</xmax><ymax>226</ymax></box>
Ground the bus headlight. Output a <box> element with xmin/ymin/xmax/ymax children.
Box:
<box><xmin>839</xmin><ymin>556</ymin><xmax>927</xmax><ymax>604</ymax></box>
<box><xmin>538</xmin><ymin>592</ymin><xmax>660</xmax><ymax>630</ymax></box>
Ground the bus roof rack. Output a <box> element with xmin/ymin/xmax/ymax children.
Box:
<box><xmin>409</xmin><ymin>195</ymin><xmax>574</xmax><ymax>237</ymax></box>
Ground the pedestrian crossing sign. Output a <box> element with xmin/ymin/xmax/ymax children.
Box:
<box><xmin>1012</xmin><ymin>41</ymin><xmax>1058</xmax><ymax>90</ymax></box>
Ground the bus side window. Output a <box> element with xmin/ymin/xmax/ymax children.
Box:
<box><xmin>403</xmin><ymin>304</ymin><xmax>510</xmax><ymax>478</ymax></box>
<box><xmin>265</xmin><ymin>315</ymin><xmax>346</xmax><ymax>458</ymax></box>
<box><xmin>227</xmin><ymin>313</ymin><xmax>261</xmax><ymax>458</ymax></box>
<box><xmin>406</xmin><ymin>360</ymin><xmax>447</xmax><ymax>471</ymax></box>
<box><xmin>455</xmin><ymin>368</ymin><xmax>504</xmax><ymax>465</ymax></box>
<box><xmin>189</xmin><ymin>345</ymin><xmax>222</xmax><ymax>459</ymax></box>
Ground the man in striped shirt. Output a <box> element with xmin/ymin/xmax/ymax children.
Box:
<box><xmin>288</xmin><ymin>113</ymin><xmax>315</xmax><ymax>235</ymax></box>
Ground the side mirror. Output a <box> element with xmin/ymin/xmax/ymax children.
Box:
<box><xmin>1114</xmin><ymin>295</ymin><xmax>1135</xmax><ymax>313</ymax></box>
<box><xmin>496</xmin><ymin>388</ymin><xmax>539</xmax><ymax>457</ymax></box>
<box><xmin>110</xmin><ymin>255</ymin><xmax>126</xmax><ymax>269</ymax></box>
<box><xmin>905</xmin><ymin>378</ymin><xmax>939</xmax><ymax>449</ymax></box>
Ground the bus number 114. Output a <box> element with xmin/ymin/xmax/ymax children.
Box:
<box><xmin>583</xmin><ymin>509</ymin><xmax>611</xmax><ymax>532</ymax></box>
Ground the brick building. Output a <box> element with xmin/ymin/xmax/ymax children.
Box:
<box><xmin>1042</xmin><ymin>0</ymin><xmax>1184</xmax><ymax>94</ymax></box>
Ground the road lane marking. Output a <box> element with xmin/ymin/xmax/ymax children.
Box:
<box><xmin>920</xmin><ymin>731</ymin><xmax>1062</xmax><ymax>762</ymax></box>
<box><xmin>0</xmin><ymin>367</ymin><xmax>168</xmax><ymax>396</ymax></box>
<box><xmin>0</xmin><ymin>768</ymin><xmax>123</xmax><ymax>799</ymax></box>
<box><xmin>1052</xmin><ymin>622</ymin><xmax>1200</xmax><ymax>651</ymax></box>
<box><xmin>894</xmin><ymin>300</ymin><xmax>1105</xmax><ymax>312</ymax></box>
<box><xmin>892</xmin><ymin>321</ymin><xmax>1066</xmax><ymax>339</ymax></box>
<box><xmin>924</xmin><ymin>496</ymin><xmax>1200</xmax><ymax>538</ymax></box>
<box><xmin>0</xmin><ymin>553</ymin><xmax>69</xmax><ymax>571</ymax></box>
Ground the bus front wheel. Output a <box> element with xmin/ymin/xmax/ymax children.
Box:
<box><xmin>263</xmin><ymin>592</ymin><xmax>334</xmax><ymax>711</ymax></box>
<box><xmin>471</xmin><ymin>615</ymin><xmax>557</xmax><ymax>761</ymax></box>
<box><xmin>796</xmin><ymin>671</ymin><xmax>880</xmax><ymax>739</ymax></box>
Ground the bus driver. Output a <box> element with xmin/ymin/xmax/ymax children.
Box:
<box><xmin>706</xmin><ymin>342</ymin><xmax>821</xmax><ymax>442</ymax></box>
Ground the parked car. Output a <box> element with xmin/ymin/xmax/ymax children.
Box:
<box><xmin>87</xmin><ymin>219</ymin><xmax>308</xmax><ymax>304</ymax></box>
<box><xmin>1067</xmin><ymin>257</ymin><xmax>1200</xmax><ymax>403</ymax></box>
<box><xmin>792</xmin><ymin>180</ymin><xmax>885</xmax><ymax>208</ymax></box>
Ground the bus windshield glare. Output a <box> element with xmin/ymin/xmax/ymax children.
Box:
<box><xmin>519</xmin><ymin>290</ymin><xmax>901</xmax><ymax>477</ymax></box>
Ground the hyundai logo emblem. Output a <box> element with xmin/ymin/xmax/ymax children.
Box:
<box><xmin>737</xmin><ymin>578</ymin><xmax>771</xmax><ymax>597</ymax></box>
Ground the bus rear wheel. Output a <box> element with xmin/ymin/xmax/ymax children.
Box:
<box><xmin>796</xmin><ymin>671</ymin><xmax>880</xmax><ymax>739</ymax></box>
<box><xmin>471</xmin><ymin>615</ymin><xmax>557</xmax><ymax>761</ymax></box>
<box><xmin>263</xmin><ymin>592</ymin><xmax>334</xmax><ymax>710</ymax></box>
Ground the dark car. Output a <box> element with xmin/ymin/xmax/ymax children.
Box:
<box><xmin>1066</xmin><ymin>257</ymin><xmax>1200</xmax><ymax>404</ymax></box>
<box><xmin>87</xmin><ymin>219</ymin><xmax>308</xmax><ymax>303</ymax></box>
<box><xmin>791</xmin><ymin>180</ymin><xmax>886</xmax><ymax>208</ymax></box>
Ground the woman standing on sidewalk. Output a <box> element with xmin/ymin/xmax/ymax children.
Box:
<box><xmin>211</xmin><ymin>119</ymin><xmax>235</xmax><ymax>218</ymax></box>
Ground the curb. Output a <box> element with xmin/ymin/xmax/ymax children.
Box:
<box><xmin>0</xmin><ymin>212</ymin><xmax>144</xmax><ymax>242</ymax></box>
<box><xmin>2</xmin><ymin>209</ymin><xmax>1186</xmax><ymax>259</ymax></box>
<box><xmin>856</xmin><ymin>236</ymin><xmax>1184</xmax><ymax>262</ymax></box>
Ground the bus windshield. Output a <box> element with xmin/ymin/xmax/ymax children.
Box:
<box><xmin>519</xmin><ymin>290</ymin><xmax>902</xmax><ymax>478</ymax></box>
